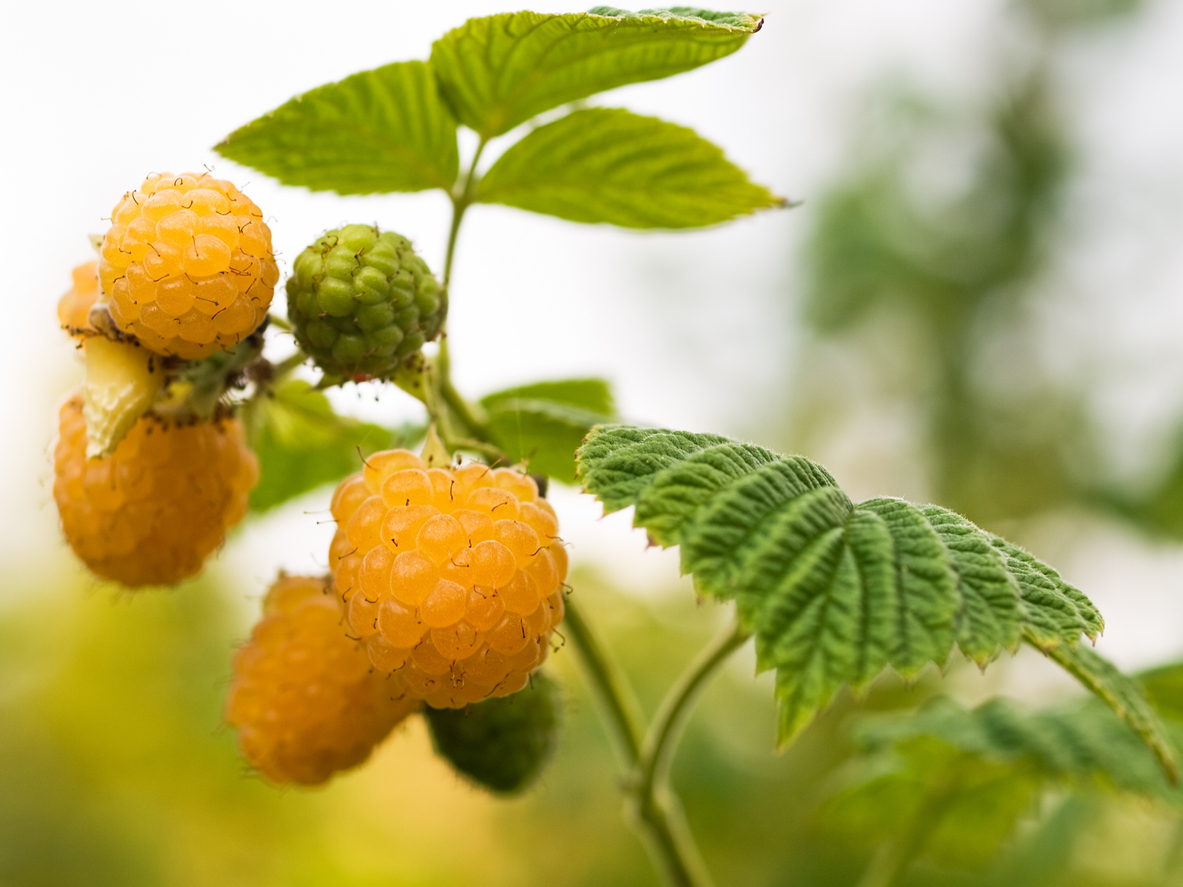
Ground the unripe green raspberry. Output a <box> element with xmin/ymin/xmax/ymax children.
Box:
<box><xmin>287</xmin><ymin>224</ymin><xmax>443</xmax><ymax>379</ymax></box>
<box><xmin>424</xmin><ymin>671</ymin><xmax>560</xmax><ymax>795</ymax></box>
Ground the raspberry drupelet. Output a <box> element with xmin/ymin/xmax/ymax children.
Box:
<box><xmin>327</xmin><ymin>450</ymin><xmax>568</xmax><ymax>710</ymax></box>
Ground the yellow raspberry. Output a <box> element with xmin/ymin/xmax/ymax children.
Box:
<box><xmin>225</xmin><ymin>574</ymin><xmax>419</xmax><ymax>786</ymax></box>
<box><xmin>327</xmin><ymin>450</ymin><xmax>568</xmax><ymax>710</ymax></box>
<box><xmin>97</xmin><ymin>172</ymin><xmax>279</xmax><ymax>359</ymax></box>
<box><xmin>52</xmin><ymin>395</ymin><xmax>258</xmax><ymax>586</ymax></box>
<box><xmin>58</xmin><ymin>261</ymin><xmax>100</xmax><ymax>335</ymax></box>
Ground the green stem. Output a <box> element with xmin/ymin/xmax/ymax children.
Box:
<box><xmin>439</xmin><ymin>369</ymin><xmax>490</xmax><ymax>439</ymax></box>
<box><xmin>429</xmin><ymin>135</ymin><xmax>732</xmax><ymax>887</ymax></box>
<box><xmin>562</xmin><ymin>596</ymin><xmax>646</xmax><ymax>765</ymax></box>
<box><xmin>442</xmin><ymin>138</ymin><xmax>487</xmax><ymax>296</ymax></box>
<box><xmin>431</xmin><ymin>139</ymin><xmax>490</xmax><ymax>442</ymax></box>
<box><xmin>271</xmin><ymin>350</ymin><xmax>306</xmax><ymax>380</ymax></box>
<box><xmin>636</xmin><ymin>620</ymin><xmax>750</xmax><ymax>807</ymax></box>
<box><xmin>627</xmin><ymin>620</ymin><xmax>749</xmax><ymax>887</ymax></box>
<box><xmin>566</xmin><ymin>601</ymin><xmax>747</xmax><ymax>887</ymax></box>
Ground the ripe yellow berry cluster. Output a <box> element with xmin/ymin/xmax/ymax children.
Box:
<box><xmin>98</xmin><ymin>172</ymin><xmax>278</xmax><ymax>358</ymax></box>
<box><xmin>329</xmin><ymin>450</ymin><xmax>567</xmax><ymax>710</ymax></box>
<box><xmin>52</xmin><ymin>173</ymin><xmax>275</xmax><ymax>586</ymax></box>
<box><xmin>226</xmin><ymin>575</ymin><xmax>419</xmax><ymax>786</ymax></box>
<box><xmin>53</xmin><ymin>396</ymin><xmax>258</xmax><ymax>586</ymax></box>
<box><xmin>53</xmin><ymin>175</ymin><xmax>563</xmax><ymax>788</ymax></box>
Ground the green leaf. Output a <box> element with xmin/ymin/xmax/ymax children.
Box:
<box><xmin>1038</xmin><ymin>642</ymin><xmax>1178</xmax><ymax>781</ymax></box>
<box><xmin>480</xmin><ymin>379</ymin><xmax>617</xmax><ymax>483</ymax></box>
<box><xmin>1139</xmin><ymin>661</ymin><xmax>1183</xmax><ymax>721</ymax></box>
<box><xmin>575</xmin><ymin>426</ymin><xmax>1176</xmax><ymax>777</ymax></box>
<box><xmin>856</xmin><ymin>695</ymin><xmax>1183</xmax><ymax>805</ymax></box>
<box><xmin>424</xmin><ymin>671</ymin><xmax>561</xmax><ymax>795</ymax></box>
<box><xmin>430</xmin><ymin>9</ymin><xmax>762</xmax><ymax>138</ymax></box>
<box><xmin>249</xmin><ymin>380</ymin><xmax>421</xmax><ymax>512</ymax></box>
<box><xmin>824</xmin><ymin>737</ymin><xmax>1044</xmax><ymax>869</ymax></box>
<box><xmin>215</xmin><ymin>61</ymin><xmax>458</xmax><ymax>195</ymax></box>
<box><xmin>829</xmin><ymin>693</ymin><xmax>1183</xmax><ymax>870</ymax></box>
<box><xmin>478</xmin><ymin>108</ymin><xmax>784</xmax><ymax>228</ymax></box>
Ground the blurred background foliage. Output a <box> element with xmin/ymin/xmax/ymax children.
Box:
<box><xmin>6</xmin><ymin>0</ymin><xmax>1183</xmax><ymax>885</ymax></box>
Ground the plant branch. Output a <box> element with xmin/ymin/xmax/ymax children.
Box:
<box><xmin>429</xmin><ymin>135</ymin><xmax>727</xmax><ymax>887</ymax></box>
<box><xmin>270</xmin><ymin>350</ymin><xmax>306</xmax><ymax>380</ymax></box>
<box><xmin>624</xmin><ymin>620</ymin><xmax>749</xmax><ymax>887</ymax></box>
<box><xmin>442</xmin><ymin>138</ymin><xmax>487</xmax><ymax>298</ymax></box>
<box><xmin>562</xmin><ymin>595</ymin><xmax>646</xmax><ymax>765</ymax></box>
<box><xmin>636</xmin><ymin>619</ymin><xmax>750</xmax><ymax>806</ymax></box>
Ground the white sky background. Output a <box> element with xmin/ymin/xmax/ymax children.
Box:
<box><xmin>3</xmin><ymin>0</ymin><xmax>1182</xmax><ymax>678</ymax></box>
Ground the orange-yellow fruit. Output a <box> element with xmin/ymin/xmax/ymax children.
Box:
<box><xmin>329</xmin><ymin>451</ymin><xmax>567</xmax><ymax>710</ymax></box>
<box><xmin>225</xmin><ymin>574</ymin><xmax>419</xmax><ymax>785</ymax></box>
<box><xmin>97</xmin><ymin>172</ymin><xmax>278</xmax><ymax>359</ymax></box>
<box><xmin>52</xmin><ymin>395</ymin><xmax>258</xmax><ymax>586</ymax></box>
<box><xmin>58</xmin><ymin>261</ymin><xmax>100</xmax><ymax>334</ymax></box>
<box><xmin>324</xmin><ymin>454</ymin><xmax>563</xmax><ymax>714</ymax></box>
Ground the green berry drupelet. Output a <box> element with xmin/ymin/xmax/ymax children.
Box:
<box><xmin>287</xmin><ymin>225</ymin><xmax>443</xmax><ymax>380</ymax></box>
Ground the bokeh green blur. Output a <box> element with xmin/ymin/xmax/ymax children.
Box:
<box><xmin>6</xmin><ymin>1</ymin><xmax>1183</xmax><ymax>885</ymax></box>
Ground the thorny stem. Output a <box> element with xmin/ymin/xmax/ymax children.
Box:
<box><xmin>429</xmin><ymin>135</ymin><xmax>742</xmax><ymax>887</ymax></box>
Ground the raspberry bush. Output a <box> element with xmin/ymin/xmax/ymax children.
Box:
<box><xmin>49</xmin><ymin>8</ymin><xmax>1181</xmax><ymax>887</ymax></box>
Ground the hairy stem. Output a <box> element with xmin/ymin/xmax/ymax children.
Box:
<box><xmin>270</xmin><ymin>350</ymin><xmax>307</xmax><ymax>380</ymax></box>
<box><xmin>431</xmin><ymin>139</ymin><xmax>491</xmax><ymax>444</ymax></box>
<box><xmin>442</xmin><ymin>138</ymin><xmax>487</xmax><ymax>296</ymax></box>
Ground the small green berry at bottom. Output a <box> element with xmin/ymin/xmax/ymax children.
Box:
<box><xmin>424</xmin><ymin>671</ymin><xmax>561</xmax><ymax>795</ymax></box>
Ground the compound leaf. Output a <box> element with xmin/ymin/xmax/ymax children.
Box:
<box><xmin>430</xmin><ymin>8</ymin><xmax>762</xmax><ymax>137</ymax></box>
<box><xmin>479</xmin><ymin>108</ymin><xmax>784</xmax><ymax>228</ymax></box>
<box><xmin>576</xmin><ymin>425</ymin><xmax>1175</xmax><ymax>780</ymax></box>
<box><xmin>481</xmin><ymin>379</ymin><xmax>616</xmax><ymax>483</ymax></box>
<box><xmin>216</xmin><ymin>61</ymin><xmax>458</xmax><ymax>194</ymax></box>
<box><xmin>249</xmin><ymin>379</ymin><xmax>421</xmax><ymax>511</ymax></box>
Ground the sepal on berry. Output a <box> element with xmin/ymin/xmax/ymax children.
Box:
<box><xmin>81</xmin><ymin>336</ymin><xmax>163</xmax><ymax>459</ymax></box>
